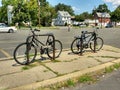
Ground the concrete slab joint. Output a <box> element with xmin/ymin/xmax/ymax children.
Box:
<box><xmin>0</xmin><ymin>45</ymin><xmax>120</xmax><ymax>90</ymax></box>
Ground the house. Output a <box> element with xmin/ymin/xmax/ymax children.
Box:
<box><xmin>84</xmin><ymin>13</ymin><xmax>111</xmax><ymax>28</ymax></box>
<box><xmin>84</xmin><ymin>19</ymin><xmax>99</xmax><ymax>27</ymax></box>
<box><xmin>95</xmin><ymin>12</ymin><xmax>111</xmax><ymax>27</ymax></box>
<box><xmin>53</xmin><ymin>11</ymin><xmax>71</xmax><ymax>26</ymax></box>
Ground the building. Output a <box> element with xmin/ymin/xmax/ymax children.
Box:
<box><xmin>84</xmin><ymin>19</ymin><xmax>99</xmax><ymax>27</ymax></box>
<box><xmin>53</xmin><ymin>11</ymin><xmax>71</xmax><ymax>26</ymax></box>
<box><xmin>95</xmin><ymin>12</ymin><xmax>111</xmax><ymax>27</ymax></box>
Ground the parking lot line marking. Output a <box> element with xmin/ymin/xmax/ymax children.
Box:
<box><xmin>0</xmin><ymin>48</ymin><xmax>11</xmax><ymax>58</ymax></box>
<box><xmin>0</xmin><ymin>41</ymin><xmax>24</xmax><ymax>44</ymax></box>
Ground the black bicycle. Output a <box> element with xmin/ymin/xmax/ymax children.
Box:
<box><xmin>13</xmin><ymin>27</ymin><xmax>62</xmax><ymax>65</ymax></box>
<box><xmin>71</xmin><ymin>29</ymin><xmax>104</xmax><ymax>54</ymax></box>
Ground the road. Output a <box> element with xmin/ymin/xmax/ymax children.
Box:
<box><xmin>62</xmin><ymin>69</ymin><xmax>120</xmax><ymax>90</ymax></box>
<box><xmin>0</xmin><ymin>27</ymin><xmax>120</xmax><ymax>58</ymax></box>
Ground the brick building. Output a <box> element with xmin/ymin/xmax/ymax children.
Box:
<box><xmin>95</xmin><ymin>12</ymin><xmax>111</xmax><ymax>27</ymax></box>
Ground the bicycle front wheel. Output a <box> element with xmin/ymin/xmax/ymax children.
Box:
<box><xmin>47</xmin><ymin>40</ymin><xmax>62</xmax><ymax>59</ymax></box>
<box><xmin>90</xmin><ymin>37</ymin><xmax>104</xmax><ymax>51</ymax></box>
<box><xmin>71</xmin><ymin>38</ymin><xmax>82</xmax><ymax>54</ymax></box>
<box><xmin>13</xmin><ymin>43</ymin><xmax>37</xmax><ymax>65</ymax></box>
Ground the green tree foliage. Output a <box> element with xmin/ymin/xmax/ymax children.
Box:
<box><xmin>75</xmin><ymin>12</ymin><xmax>93</xmax><ymax>22</ymax></box>
<box><xmin>92</xmin><ymin>3</ymin><xmax>110</xmax><ymax>14</ymax></box>
<box><xmin>55</xmin><ymin>3</ymin><xmax>74</xmax><ymax>15</ymax></box>
<box><xmin>40</xmin><ymin>0</ymin><xmax>56</xmax><ymax>26</ymax></box>
<box><xmin>97</xmin><ymin>3</ymin><xmax>110</xmax><ymax>13</ymax></box>
<box><xmin>75</xmin><ymin>14</ymin><xmax>84</xmax><ymax>22</ymax></box>
<box><xmin>0</xmin><ymin>0</ymin><xmax>12</xmax><ymax>23</ymax></box>
<box><xmin>12</xmin><ymin>1</ymin><xmax>32</xmax><ymax>25</ymax></box>
<box><xmin>111</xmin><ymin>5</ymin><xmax>120</xmax><ymax>22</ymax></box>
<box><xmin>0</xmin><ymin>0</ymin><xmax>55</xmax><ymax>26</ymax></box>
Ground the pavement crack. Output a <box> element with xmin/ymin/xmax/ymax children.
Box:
<box><xmin>40</xmin><ymin>63</ymin><xmax>60</xmax><ymax>76</ymax></box>
<box><xmin>0</xmin><ymin>71</ymin><xmax>22</xmax><ymax>77</ymax></box>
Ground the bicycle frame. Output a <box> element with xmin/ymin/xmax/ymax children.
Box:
<box><xmin>26</xmin><ymin>33</ymin><xmax>55</xmax><ymax>62</ymax></box>
<box><xmin>83</xmin><ymin>32</ymin><xmax>96</xmax><ymax>45</ymax></box>
<box><xmin>31</xmin><ymin>35</ymin><xmax>51</xmax><ymax>47</ymax></box>
<box><xmin>80</xmin><ymin>31</ymin><xmax>97</xmax><ymax>55</ymax></box>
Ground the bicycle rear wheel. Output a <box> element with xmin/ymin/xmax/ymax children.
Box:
<box><xmin>71</xmin><ymin>38</ymin><xmax>82</xmax><ymax>54</ymax></box>
<box><xmin>90</xmin><ymin>37</ymin><xmax>104</xmax><ymax>51</ymax></box>
<box><xmin>47</xmin><ymin>40</ymin><xmax>62</xmax><ymax>59</ymax></box>
<box><xmin>13</xmin><ymin>43</ymin><xmax>37</xmax><ymax>65</ymax></box>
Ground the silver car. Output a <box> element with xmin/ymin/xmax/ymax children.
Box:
<box><xmin>0</xmin><ymin>23</ymin><xmax>17</xmax><ymax>33</ymax></box>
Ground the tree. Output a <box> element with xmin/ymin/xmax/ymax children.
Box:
<box><xmin>55</xmin><ymin>3</ymin><xmax>74</xmax><ymax>15</ymax></box>
<box><xmin>0</xmin><ymin>0</ymin><xmax>32</xmax><ymax>25</ymax></box>
<box><xmin>0</xmin><ymin>0</ymin><xmax>13</xmax><ymax>23</ymax></box>
<box><xmin>40</xmin><ymin>0</ymin><xmax>56</xmax><ymax>26</ymax></box>
<box><xmin>111</xmin><ymin>5</ymin><xmax>120</xmax><ymax>23</ymax></box>
<box><xmin>75</xmin><ymin>12</ymin><xmax>93</xmax><ymax>22</ymax></box>
<box><xmin>0</xmin><ymin>0</ymin><xmax>55</xmax><ymax>26</ymax></box>
<box><xmin>75</xmin><ymin>14</ymin><xmax>84</xmax><ymax>22</ymax></box>
<box><xmin>92</xmin><ymin>3</ymin><xmax>110</xmax><ymax>15</ymax></box>
<box><xmin>12</xmin><ymin>1</ymin><xmax>31</xmax><ymax>26</ymax></box>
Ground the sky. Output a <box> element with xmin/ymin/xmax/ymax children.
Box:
<box><xmin>47</xmin><ymin>0</ymin><xmax>120</xmax><ymax>14</ymax></box>
<box><xmin>0</xmin><ymin>0</ymin><xmax>120</xmax><ymax>14</ymax></box>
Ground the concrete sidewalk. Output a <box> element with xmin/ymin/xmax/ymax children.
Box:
<box><xmin>0</xmin><ymin>45</ymin><xmax>120</xmax><ymax>90</ymax></box>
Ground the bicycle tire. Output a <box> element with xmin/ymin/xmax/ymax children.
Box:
<box><xmin>90</xmin><ymin>37</ymin><xmax>104</xmax><ymax>51</ymax></box>
<box><xmin>71</xmin><ymin>38</ymin><xmax>82</xmax><ymax>54</ymax></box>
<box><xmin>47</xmin><ymin>40</ymin><xmax>62</xmax><ymax>59</ymax></box>
<box><xmin>13</xmin><ymin>43</ymin><xmax>37</xmax><ymax>65</ymax></box>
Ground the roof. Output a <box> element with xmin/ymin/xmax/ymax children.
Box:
<box><xmin>96</xmin><ymin>12</ymin><xmax>110</xmax><ymax>18</ymax></box>
<box><xmin>58</xmin><ymin>11</ymin><xmax>71</xmax><ymax>17</ymax></box>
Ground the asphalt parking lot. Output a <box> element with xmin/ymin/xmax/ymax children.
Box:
<box><xmin>0</xmin><ymin>27</ymin><xmax>120</xmax><ymax>59</ymax></box>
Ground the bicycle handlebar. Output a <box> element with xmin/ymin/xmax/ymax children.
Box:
<box><xmin>34</xmin><ymin>29</ymin><xmax>40</xmax><ymax>32</ymax></box>
<box><xmin>28</xmin><ymin>25</ymin><xmax>54</xmax><ymax>37</ymax></box>
<box><xmin>81</xmin><ymin>31</ymin><xmax>93</xmax><ymax>34</ymax></box>
<box><xmin>81</xmin><ymin>30</ymin><xmax>97</xmax><ymax>34</ymax></box>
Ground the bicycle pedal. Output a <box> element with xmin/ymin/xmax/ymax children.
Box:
<box><xmin>80</xmin><ymin>50</ymin><xmax>85</xmax><ymax>53</ymax></box>
<box><xmin>40</xmin><ymin>49</ymin><xmax>44</xmax><ymax>54</ymax></box>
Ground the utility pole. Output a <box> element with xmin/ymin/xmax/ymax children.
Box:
<box><xmin>101</xmin><ymin>13</ymin><xmax>102</xmax><ymax>29</ymax></box>
<box><xmin>37</xmin><ymin>0</ymin><xmax>40</xmax><ymax>28</ymax></box>
<box><xmin>101</xmin><ymin>6</ymin><xmax>105</xmax><ymax>29</ymax></box>
<box><xmin>94</xmin><ymin>6</ymin><xmax>97</xmax><ymax>27</ymax></box>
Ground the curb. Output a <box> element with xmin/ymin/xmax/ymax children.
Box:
<box><xmin>10</xmin><ymin>59</ymin><xmax>120</xmax><ymax>90</ymax></box>
<box><xmin>0</xmin><ymin>57</ymin><xmax>13</xmax><ymax>61</ymax></box>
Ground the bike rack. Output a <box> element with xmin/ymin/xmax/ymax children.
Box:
<box><xmin>80</xmin><ymin>31</ymin><xmax>96</xmax><ymax>55</ymax></box>
<box><xmin>93</xmin><ymin>32</ymin><xmax>96</xmax><ymax>53</ymax></box>
<box><xmin>26</xmin><ymin>33</ymin><xmax>55</xmax><ymax>63</ymax></box>
<box><xmin>80</xmin><ymin>37</ymin><xmax>83</xmax><ymax>55</ymax></box>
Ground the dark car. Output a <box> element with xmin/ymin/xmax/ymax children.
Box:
<box><xmin>105</xmin><ymin>24</ymin><xmax>113</xmax><ymax>28</ymax></box>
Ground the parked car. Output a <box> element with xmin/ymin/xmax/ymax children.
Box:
<box><xmin>0</xmin><ymin>23</ymin><xmax>17</xmax><ymax>33</ymax></box>
<box><xmin>79</xmin><ymin>24</ymin><xmax>87</xmax><ymax>27</ymax></box>
<box><xmin>105</xmin><ymin>24</ymin><xmax>113</xmax><ymax>28</ymax></box>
